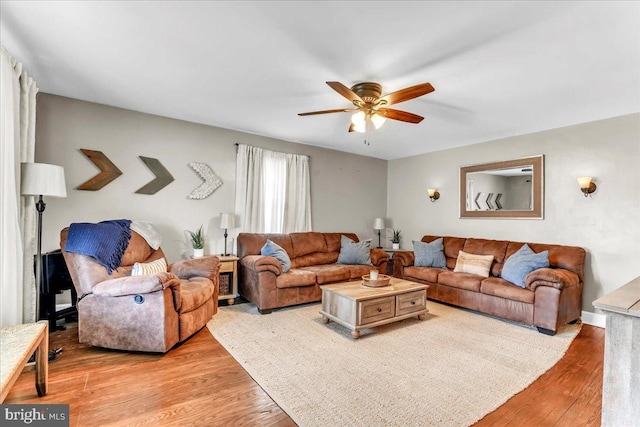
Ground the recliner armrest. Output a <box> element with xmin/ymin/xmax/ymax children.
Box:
<box><xmin>239</xmin><ymin>255</ymin><xmax>282</xmax><ymax>275</ymax></box>
<box><xmin>525</xmin><ymin>268</ymin><xmax>580</xmax><ymax>292</ymax></box>
<box><xmin>92</xmin><ymin>272</ymin><xmax>181</xmax><ymax>297</ymax></box>
<box><xmin>169</xmin><ymin>256</ymin><xmax>220</xmax><ymax>282</ymax></box>
<box><xmin>370</xmin><ymin>248</ymin><xmax>390</xmax><ymax>266</ymax></box>
<box><xmin>394</xmin><ymin>251</ymin><xmax>415</xmax><ymax>267</ymax></box>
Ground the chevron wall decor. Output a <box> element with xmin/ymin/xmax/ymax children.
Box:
<box><xmin>188</xmin><ymin>162</ymin><xmax>222</xmax><ymax>199</ymax></box>
<box><xmin>135</xmin><ymin>156</ymin><xmax>175</xmax><ymax>194</ymax></box>
<box><xmin>77</xmin><ymin>149</ymin><xmax>123</xmax><ymax>190</ymax></box>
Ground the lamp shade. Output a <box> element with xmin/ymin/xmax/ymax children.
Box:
<box><xmin>21</xmin><ymin>163</ymin><xmax>67</xmax><ymax>197</ymax></box>
<box><xmin>577</xmin><ymin>177</ymin><xmax>592</xmax><ymax>189</ymax></box>
<box><xmin>373</xmin><ymin>218</ymin><xmax>385</xmax><ymax>230</ymax></box>
<box><xmin>220</xmin><ymin>213</ymin><xmax>235</xmax><ymax>229</ymax></box>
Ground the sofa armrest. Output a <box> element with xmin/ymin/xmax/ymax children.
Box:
<box><xmin>169</xmin><ymin>255</ymin><xmax>220</xmax><ymax>282</ymax></box>
<box><xmin>239</xmin><ymin>255</ymin><xmax>282</xmax><ymax>275</ymax></box>
<box><xmin>394</xmin><ymin>251</ymin><xmax>415</xmax><ymax>267</ymax></box>
<box><xmin>370</xmin><ymin>248</ymin><xmax>390</xmax><ymax>266</ymax></box>
<box><xmin>92</xmin><ymin>272</ymin><xmax>181</xmax><ymax>297</ymax></box>
<box><xmin>525</xmin><ymin>268</ymin><xmax>580</xmax><ymax>292</ymax></box>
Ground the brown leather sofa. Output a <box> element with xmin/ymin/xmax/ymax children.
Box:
<box><xmin>237</xmin><ymin>232</ymin><xmax>389</xmax><ymax>313</ymax></box>
<box><xmin>60</xmin><ymin>228</ymin><xmax>219</xmax><ymax>352</ymax></box>
<box><xmin>393</xmin><ymin>235</ymin><xmax>586</xmax><ymax>335</ymax></box>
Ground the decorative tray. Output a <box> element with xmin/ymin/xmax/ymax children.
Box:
<box><xmin>362</xmin><ymin>274</ymin><xmax>391</xmax><ymax>288</ymax></box>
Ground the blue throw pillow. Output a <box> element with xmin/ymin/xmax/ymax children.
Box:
<box><xmin>413</xmin><ymin>238</ymin><xmax>447</xmax><ymax>268</ymax></box>
<box><xmin>337</xmin><ymin>235</ymin><xmax>372</xmax><ymax>266</ymax></box>
<box><xmin>501</xmin><ymin>244</ymin><xmax>549</xmax><ymax>288</ymax></box>
<box><xmin>261</xmin><ymin>239</ymin><xmax>291</xmax><ymax>273</ymax></box>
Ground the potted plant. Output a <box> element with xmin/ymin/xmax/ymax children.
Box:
<box><xmin>390</xmin><ymin>229</ymin><xmax>401</xmax><ymax>250</ymax></box>
<box><xmin>188</xmin><ymin>225</ymin><xmax>206</xmax><ymax>258</ymax></box>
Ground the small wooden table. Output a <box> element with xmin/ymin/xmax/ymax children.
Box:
<box><xmin>217</xmin><ymin>255</ymin><xmax>239</xmax><ymax>305</ymax></box>
<box><xmin>0</xmin><ymin>321</ymin><xmax>48</xmax><ymax>402</ymax></box>
<box><xmin>320</xmin><ymin>278</ymin><xmax>428</xmax><ymax>338</ymax></box>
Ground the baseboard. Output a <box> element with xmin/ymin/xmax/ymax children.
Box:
<box><xmin>581</xmin><ymin>310</ymin><xmax>606</xmax><ymax>328</ymax></box>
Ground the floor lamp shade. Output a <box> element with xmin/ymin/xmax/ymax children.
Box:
<box><xmin>20</xmin><ymin>162</ymin><xmax>67</xmax><ymax>326</ymax></box>
<box><xmin>21</xmin><ymin>163</ymin><xmax>67</xmax><ymax>197</ymax></box>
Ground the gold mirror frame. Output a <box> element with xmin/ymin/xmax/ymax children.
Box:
<box><xmin>459</xmin><ymin>155</ymin><xmax>544</xmax><ymax>219</ymax></box>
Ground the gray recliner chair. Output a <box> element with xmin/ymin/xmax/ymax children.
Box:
<box><xmin>60</xmin><ymin>228</ymin><xmax>219</xmax><ymax>352</ymax></box>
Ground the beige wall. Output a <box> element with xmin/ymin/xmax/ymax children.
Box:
<box><xmin>387</xmin><ymin>113</ymin><xmax>640</xmax><ymax>315</ymax></box>
<box><xmin>35</xmin><ymin>94</ymin><xmax>387</xmax><ymax>261</ymax></box>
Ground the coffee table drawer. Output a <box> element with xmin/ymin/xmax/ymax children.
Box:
<box><xmin>360</xmin><ymin>296</ymin><xmax>395</xmax><ymax>324</ymax></box>
<box><xmin>396</xmin><ymin>290</ymin><xmax>426</xmax><ymax>316</ymax></box>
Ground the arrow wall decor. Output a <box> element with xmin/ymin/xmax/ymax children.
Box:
<box><xmin>77</xmin><ymin>149</ymin><xmax>123</xmax><ymax>190</ymax></box>
<box><xmin>135</xmin><ymin>156</ymin><xmax>175</xmax><ymax>194</ymax></box>
<box><xmin>188</xmin><ymin>162</ymin><xmax>222</xmax><ymax>200</ymax></box>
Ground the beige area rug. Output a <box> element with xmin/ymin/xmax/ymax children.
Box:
<box><xmin>207</xmin><ymin>301</ymin><xmax>581</xmax><ymax>427</ymax></box>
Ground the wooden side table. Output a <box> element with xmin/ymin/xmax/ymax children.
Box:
<box><xmin>217</xmin><ymin>255</ymin><xmax>239</xmax><ymax>305</ymax></box>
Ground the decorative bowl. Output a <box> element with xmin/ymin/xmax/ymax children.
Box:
<box><xmin>362</xmin><ymin>274</ymin><xmax>391</xmax><ymax>287</ymax></box>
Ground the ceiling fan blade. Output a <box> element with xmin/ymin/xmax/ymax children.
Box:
<box><xmin>348</xmin><ymin>123</ymin><xmax>355</xmax><ymax>132</ymax></box>
<box><xmin>377</xmin><ymin>108</ymin><xmax>424</xmax><ymax>123</ymax></box>
<box><xmin>380</xmin><ymin>83</ymin><xmax>435</xmax><ymax>106</ymax></box>
<box><xmin>326</xmin><ymin>81</ymin><xmax>363</xmax><ymax>104</ymax></box>
<box><xmin>298</xmin><ymin>108</ymin><xmax>356</xmax><ymax>116</ymax></box>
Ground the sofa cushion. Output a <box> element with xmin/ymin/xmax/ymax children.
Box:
<box><xmin>501</xmin><ymin>244</ymin><xmax>549</xmax><ymax>288</ymax></box>
<box><xmin>292</xmin><ymin>252</ymin><xmax>339</xmax><ymax>269</ymax></box>
<box><xmin>480</xmin><ymin>277</ymin><xmax>535</xmax><ymax>304</ymax></box>
<box><xmin>463</xmin><ymin>238</ymin><xmax>509</xmax><ymax>276</ymax></box>
<box><xmin>261</xmin><ymin>239</ymin><xmax>291</xmax><ymax>273</ymax></box>
<box><xmin>413</xmin><ymin>238</ymin><xmax>446</xmax><ymax>268</ymax></box>
<box><xmin>506</xmin><ymin>241</ymin><xmax>586</xmax><ymax>281</ymax></box>
<box><xmin>438</xmin><ymin>271</ymin><xmax>483</xmax><ymax>292</ymax></box>
<box><xmin>237</xmin><ymin>233</ymin><xmax>294</xmax><ymax>259</ymax></box>
<box><xmin>291</xmin><ymin>232</ymin><xmax>328</xmax><ymax>258</ymax></box>
<box><xmin>299</xmin><ymin>265</ymin><xmax>350</xmax><ymax>284</ymax></box>
<box><xmin>346</xmin><ymin>264</ymin><xmax>375</xmax><ymax>279</ymax></box>
<box><xmin>404</xmin><ymin>266</ymin><xmax>445</xmax><ymax>283</ymax></box>
<box><xmin>276</xmin><ymin>269</ymin><xmax>317</xmax><ymax>288</ymax></box>
<box><xmin>179</xmin><ymin>277</ymin><xmax>215</xmax><ymax>313</ymax></box>
<box><xmin>453</xmin><ymin>251</ymin><xmax>494</xmax><ymax>278</ymax></box>
<box><xmin>324</xmin><ymin>233</ymin><xmax>359</xmax><ymax>252</ymax></box>
<box><xmin>422</xmin><ymin>235</ymin><xmax>466</xmax><ymax>270</ymax></box>
<box><xmin>337</xmin><ymin>235</ymin><xmax>372</xmax><ymax>266</ymax></box>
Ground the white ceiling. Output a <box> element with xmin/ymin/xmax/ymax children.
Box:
<box><xmin>1</xmin><ymin>1</ymin><xmax>639</xmax><ymax>160</ymax></box>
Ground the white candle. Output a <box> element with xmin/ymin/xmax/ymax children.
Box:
<box><xmin>370</xmin><ymin>270</ymin><xmax>379</xmax><ymax>280</ymax></box>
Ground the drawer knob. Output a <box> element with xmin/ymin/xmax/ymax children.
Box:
<box><xmin>411</xmin><ymin>301</ymin><xmax>416</xmax><ymax>305</ymax></box>
<box><xmin>377</xmin><ymin>308</ymin><xmax>382</xmax><ymax>313</ymax></box>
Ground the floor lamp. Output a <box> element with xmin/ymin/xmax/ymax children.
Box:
<box><xmin>373</xmin><ymin>218</ymin><xmax>385</xmax><ymax>249</ymax></box>
<box><xmin>20</xmin><ymin>163</ymin><xmax>67</xmax><ymax>326</ymax></box>
<box><xmin>220</xmin><ymin>213</ymin><xmax>235</xmax><ymax>256</ymax></box>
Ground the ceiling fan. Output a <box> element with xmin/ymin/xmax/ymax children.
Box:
<box><xmin>298</xmin><ymin>81</ymin><xmax>435</xmax><ymax>133</ymax></box>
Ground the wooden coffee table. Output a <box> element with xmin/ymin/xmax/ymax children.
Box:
<box><xmin>320</xmin><ymin>278</ymin><xmax>428</xmax><ymax>338</ymax></box>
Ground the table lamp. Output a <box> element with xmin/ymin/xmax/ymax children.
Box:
<box><xmin>373</xmin><ymin>218</ymin><xmax>385</xmax><ymax>249</ymax></box>
<box><xmin>220</xmin><ymin>213</ymin><xmax>235</xmax><ymax>256</ymax></box>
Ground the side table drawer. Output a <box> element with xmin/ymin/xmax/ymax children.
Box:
<box><xmin>396</xmin><ymin>290</ymin><xmax>426</xmax><ymax>316</ymax></box>
<box><xmin>359</xmin><ymin>296</ymin><xmax>395</xmax><ymax>325</ymax></box>
<box><xmin>219</xmin><ymin>261</ymin><xmax>234</xmax><ymax>273</ymax></box>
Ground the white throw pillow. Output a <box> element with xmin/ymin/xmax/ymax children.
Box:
<box><xmin>453</xmin><ymin>251</ymin><xmax>494</xmax><ymax>278</ymax></box>
<box><xmin>131</xmin><ymin>258</ymin><xmax>167</xmax><ymax>276</ymax></box>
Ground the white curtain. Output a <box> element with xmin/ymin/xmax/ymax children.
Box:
<box><xmin>0</xmin><ymin>45</ymin><xmax>38</xmax><ymax>327</ymax></box>
<box><xmin>235</xmin><ymin>144</ymin><xmax>312</xmax><ymax>233</ymax></box>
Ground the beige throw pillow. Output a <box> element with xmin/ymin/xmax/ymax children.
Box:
<box><xmin>453</xmin><ymin>251</ymin><xmax>494</xmax><ymax>277</ymax></box>
<box><xmin>131</xmin><ymin>258</ymin><xmax>167</xmax><ymax>276</ymax></box>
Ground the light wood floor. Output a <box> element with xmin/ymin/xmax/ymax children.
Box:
<box><xmin>6</xmin><ymin>314</ymin><xmax>604</xmax><ymax>426</ymax></box>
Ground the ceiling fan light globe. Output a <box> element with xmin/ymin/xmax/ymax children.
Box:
<box><xmin>351</xmin><ymin>111</ymin><xmax>366</xmax><ymax>126</ymax></box>
<box><xmin>371</xmin><ymin>113</ymin><xmax>386</xmax><ymax>129</ymax></box>
<box><xmin>353</xmin><ymin>121</ymin><xmax>367</xmax><ymax>133</ymax></box>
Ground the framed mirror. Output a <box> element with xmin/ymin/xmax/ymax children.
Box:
<box><xmin>460</xmin><ymin>155</ymin><xmax>544</xmax><ymax>219</ymax></box>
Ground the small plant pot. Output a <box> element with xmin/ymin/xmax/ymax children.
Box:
<box><xmin>392</xmin><ymin>243</ymin><xmax>400</xmax><ymax>250</ymax></box>
<box><xmin>193</xmin><ymin>248</ymin><xmax>204</xmax><ymax>258</ymax></box>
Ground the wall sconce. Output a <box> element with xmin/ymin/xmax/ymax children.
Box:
<box><xmin>577</xmin><ymin>177</ymin><xmax>597</xmax><ymax>197</ymax></box>
<box><xmin>427</xmin><ymin>188</ymin><xmax>440</xmax><ymax>202</ymax></box>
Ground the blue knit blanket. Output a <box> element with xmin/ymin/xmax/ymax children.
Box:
<box><xmin>65</xmin><ymin>219</ymin><xmax>132</xmax><ymax>274</ymax></box>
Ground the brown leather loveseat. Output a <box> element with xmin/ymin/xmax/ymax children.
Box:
<box><xmin>394</xmin><ymin>235</ymin><xmax>586</xmax><ymax>335</ymax></box>
<box><xmin>237</xmin><ymin>232</ymin><xmax>389</xmax><ymax>313</ymax></box>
